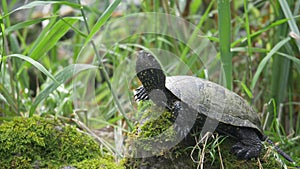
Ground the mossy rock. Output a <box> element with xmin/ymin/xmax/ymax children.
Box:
<box><xmin>72</xmin><ymin>157</ymin><xmax>124</xmax><ymax>169</ymax></box>
<box><xmin>0</xmin><ymin>116</ymin><xmax>123</xmax><ymax>169</ymax></box>
<box><xmin>124</xmin><ymin>107</ymin><xmax>288</xmax><ymax>169</ymax></box>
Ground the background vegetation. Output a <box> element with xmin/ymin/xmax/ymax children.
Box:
<box><xmin>0</xmin><ymin>0</ymin><xmax>299</xmax><ymax>167</ymax></box>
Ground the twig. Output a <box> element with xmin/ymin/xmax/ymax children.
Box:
<box><xmin>71</xmin><ymin>117</ymin><xmax>121</xmax><ymax>157</ymax></box>
<box><xmin>217</xmin><ymin>137</ymin><xmax>224</xmax><ymax>169</ymax></box>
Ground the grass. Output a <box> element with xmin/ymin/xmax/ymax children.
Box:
<box><xmin>218</xmin><ymin>0</ymin><xmax>232</xmax><ymax>89</ymax></box>
<box><xmin>0</xmin><ymin>0</ymin><xmax>300</xmax><ymax>168</ymax></box>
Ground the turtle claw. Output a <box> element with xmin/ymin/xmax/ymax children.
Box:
<box><xmin>173</xmin><ymin>123</ymin><xmax>190</xmax><ymax>139</ymax></box>
<box><xmin>172</xmin><ymin>101</ymin><xmax>197</xmax><ymax>140</ymax></box>
<box><xmin>231</xmin><ymin>142</ymin><xmax>248</xmax><ymax>159</ymax></box>
<box><xmin>134</xmin><ymin>86</ymin><xmax>149</xmax><ymax>102</ymax></box>
<box><xmin>231</xmin><ymin>141</ymin><xmax>262</xmax><ymax>160</ymax></box>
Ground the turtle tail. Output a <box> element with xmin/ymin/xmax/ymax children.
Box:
<box><xmin>265</xmin><ymin>138</ymin><xmax>299</xmax><ymax>168</ymax></box>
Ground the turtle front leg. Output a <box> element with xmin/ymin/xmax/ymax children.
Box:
<box><xmin>172</xmin><ymin>101</ymin><xmax>198</xmax><ymax>139</ymax></box>
<box><xmin>134</xmin><ymin>86</ymin><xmax>149</xmax><ymax>102</ymax></box>
<box><xmin>230</xmin><ymin>127</ymin><xmax>262</xmax><ymax>159</ymax></box>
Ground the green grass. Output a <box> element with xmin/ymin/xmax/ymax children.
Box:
<box><xmin>0</xmin><ymin>0</ymin><xmax>299</xmax><ymax>167</ymax></box>
<box><xmin>218</xmin><ymin>0</ymin><xmax>232</xmax><ymax>89</ymax></box>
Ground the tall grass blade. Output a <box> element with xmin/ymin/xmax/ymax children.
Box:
<box><xmin>84</xmin><ymin>0</ymin><xmax>121</xmax><ymax>45</ymax></box>
<box><xmin>218</xmin><ymin>0</ymin><xmax>232</xmax><ymax>89</ymax></box>
<box><xmin>0</xmin><ymin>84</ymin><xmax>18</xmax><ymax>114</ymax></box>
<box><xmin>29</xmin><ymin>64</ymin><xmax>98</xmax><ymax>116</ymax></box>
<box><xmin>28</xmin><ymin>17</ymin><xmax>80</xmax><ymax>61</ymax></box>
<box><xmin>0</xmin><ymin>93</ymin><xmax>7</xmax><ymax>103</ymax></box>
<box><xmin>279</xmin><ymin>0</ymin><xmax>300</xmax><ymax>51</ymax></box>
<box><xmin>240</xmin><ymin>81</ymin><xmax>253</xmax><ymax>99</ymax></box>
<box><xmin>5</xmin><ymin>54</ymin><xmax>58</xmax><ymax>83</ymax></box>
<box><xmin>1</xmin><ymin>0</ymin><xmax>10</xmax><ymax>26</ymax></box>
<box><xmin>277</xmin><ymin>52</ymin><xmax>300</xmax><ymax>65</ymax></box>
<box><xmin>231</xmin><ymin>19</ymin><xmax>288</xmax><ymax>47</ymax></box>
<box><xmin>268</xmin><ymin>1</ymin><xmax>295</xmax><ymax>129</ymax></box>
<box><xmin>4</xmin><ymin>1</ymin><xmax>81</xmax><ymax>17</ymax></box>
<box><xmin>5</xmin><ymin>17</ymin><xmax>55</xmax><ymax>34</ymax></box>
<box><xmin>250</xmin><ymin>37</ymin><xmax>291</xmax><ymax>91</ymax></box>
<box><xmin>180</xmin><ymin>0</ymin><xmax>215</xmax><ymax>61</ymax></box>
<box><xmin>16</xmin><ymin>17</ymin><xmax>80</xmax><ymax>75</ymax></box>
<box><xmin>78</xmin><ymin>0</ymin><xmax>133</xmax><ymax>129</ymax></box>
<box><xmin>243</xmin><ymin>0</ymin><xmax>253</xmax><ymax>81</ymax></box>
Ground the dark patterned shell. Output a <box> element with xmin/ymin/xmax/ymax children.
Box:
<box><xmin>165</xmin><ymin>76</ymin><xmax>263</xmax><ymax>133</ymax></box>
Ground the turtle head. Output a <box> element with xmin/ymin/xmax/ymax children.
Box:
<box><xmin>136</xmin><ymin>51</ymin><xmax>169</xmax><ymax>106</ymax></box>
<box><xmin>136</xmin><ymin>51</ymin><xmax>166</xmax><ymax>92</ymax></box>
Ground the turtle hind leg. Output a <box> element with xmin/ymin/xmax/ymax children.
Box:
<box><xmin>230</xmin><ymin>127</ymin><xmax>262</xmax><ymax>159</ymax></box>
<box><xmin>216</xmin><ymin>124</ymin><xmax>262</xmax><ymax>159</ymax></box>
<box><xmin>134</xmin><ymin>86</ymin><xmax>149</xmax><ymax>102</ymax></box>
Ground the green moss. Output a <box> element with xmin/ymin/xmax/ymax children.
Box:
<box><xmin>72</xmin><ymin>157</ymin><xmax>124</xmax><ymax>169</ymax></box>
<box><xmin>125</xmin><ymin>107</ymin><xmax>194</xmax><ymax>168</ymax></box>
<box><xmin>124</xmin><ymin>107</ymin><xmax>286</xmax><ymax>169</ymax></box>
<box><xmin>126</xmin><ymin>107</ymin><xmax>177</xmax><ymax>157</ymax></box>
<box><xmin>0</xmin><ymin>116</ymin><xmax>123</xmax><ymax>169</ymax></box>
<box><xmin>139</xmin><ymin>107</ymin><xmax>175</xmax><ymax>138</ymax></box>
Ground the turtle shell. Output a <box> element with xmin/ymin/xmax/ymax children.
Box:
<box><xmin>165</xmin><ymin>76</ymin><xmax>263</xmax><ymax>134</ymax></box>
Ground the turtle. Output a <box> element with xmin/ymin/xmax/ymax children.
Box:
<box><xmin>134</xmin><ymin>50</ymin><xmax>296</xmax><ymax>162</ymax></box>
